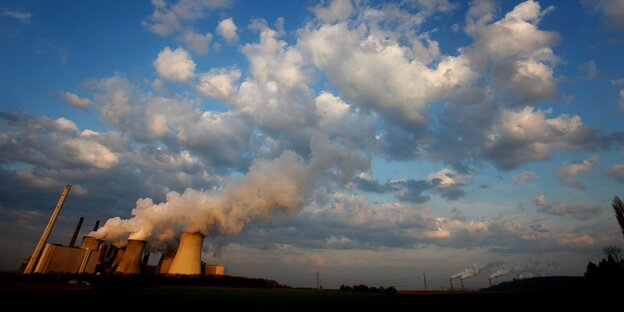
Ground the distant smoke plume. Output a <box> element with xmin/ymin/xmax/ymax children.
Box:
<box><xmin>92</xmin><ymin>138</ymin><xmax>368</xmax><ymax>249</ymax></box>
<box><xmin>450</xmin><ymin>264</ymin><xmax>479</xmax><ymax>279</ymax></box>
<box><xmin>489</xmin><ymin>269</ymin><xmax>508</xmax><ymax>279</ymax></box>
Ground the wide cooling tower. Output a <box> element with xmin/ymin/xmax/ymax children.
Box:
<box><xmin>115</xmin><ymin>239</ymin><xmax>146</xmax><ymax>274</ymax></box>
<box><xmin>168</xmin><ymin>231</ymin><xmax>204</xmax><ymax>275</ymax></box>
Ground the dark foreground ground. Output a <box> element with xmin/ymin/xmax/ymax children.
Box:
<box><xmin>0</xmin><ymin>275</ymin><xmax>621</xmax><ymax>309</ymax></box>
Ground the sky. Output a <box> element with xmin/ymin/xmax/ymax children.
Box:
<box><xmin>1</xmin><ymin>0</ymin><xmax>624</xmax><ymax>290</ymax></box>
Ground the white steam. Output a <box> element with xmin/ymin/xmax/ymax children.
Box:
<box><xmin>92</xmin><ymin>151</ymin><xmax>312</xmax><ymax>247</ymax></box>
<box><xmin>489</xmin><ymin>269</ymin><xmax>509</xmax><ymax>279</ymax></box>
<box><xmin>92</xmin><ymin>137</ymin><xmax>369</xmax><ymax>249</ymax></box>
<box><xmin>450</xmin><ymin>264</ymin><xmax>480</xmax><ymax>280</ymax></box>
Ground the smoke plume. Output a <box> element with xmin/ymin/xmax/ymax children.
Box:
<box><xmin>92</xmin><ymin>137</ymin><xmax>368</xmax><ymax>249</ymax></box>
<box><xmin>450</xmin><ymin>264</ymin><xmax>479</xmax><ymax>279</ymax></box>
<box><xmin>92</xmin><ymin>151</ymin><xmax>312</xmax><ymax>247</ymax></box>
<box><xmin>489</xmin><ymin>269</ymin><xmax>509</xmax><ymax>279</ymax></box>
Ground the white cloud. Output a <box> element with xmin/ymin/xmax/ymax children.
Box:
<box><xmin>556</xmin><ymin>154</ymin><xmax>599</xmax><ymax>190</ymax></box>
<box><xmin>298</xmin><ymin>22</ymin><xmax>478</xmax><ymax>132</ymax></box>
<box><xmin>62</xmin><ymin>138</ymin><xmax>119</xmax><ymax>169</ymax></box>
<box><xmin>153</xmin><ymin>46</ymin><xmax>196</xmax><ymax>82</ymax></box>
<box><xmin>512</xmin><ymin>171</ymin><xmax>537</xmax><ymax>184</ymax></box>
<box><xmin>216</xmin><ymin>17</ymin><xmax>238</xmax><ymax>43</ymax></box>
<box><xmin>59</xmin><ymin>91</ymin><xmax>90</xmax><ymax>110</ymax></box>
<box><xmin>0</xmin><ymin>9</ymin><xmax>32</xmax><ymax>24</ymax></box>
<box><xmin>462</xmin><ymin>0</ymin><xmax>558</xmax><ymax>103</ymax></box>
<box><xmin>181</xmin><ymin>30</ymin><xmax>212</xmax><ymax>54</ymax></box>
<box><xmin>534</xmin><ymin>194</ymin><xmax>547</xmax><ymax>206</ymax></box>
<box><xmin>582</xmin><ymin>0</ymin><xmax>624</xmax><ymax>29</ymax></box>
<box><xmin>483</xmin><ymin>107</ymin><xmax>603</xmax><ymax>169</ymax></box>
<box><xmin>143</xmin><ymin>0</ymin><xmax>231</xmax><ymax>36</ymax></box>
<box><xmin>311</xmin><ymin>0</ymin><xmax>354</xmax><ymax>23</ymax></box>
<box><xmin>606</xmin><ymin>164</ymin><xmax>624</xmax><ymax>183</ymax></box>
<box><xmin>92</xmin><ymin>74</ymin><xmax>134</xmax><ymax>128</ymax></box>
<box><xmin>427</xmin><ymin>168</ymin><xmax>468</xmax><ymax>187</ymax></box>
<box><xmin>196</xmin><ymin>68</ymin><xmax>241</xmax><ymax>99</ymax></box>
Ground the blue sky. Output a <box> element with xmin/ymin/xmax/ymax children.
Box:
<box><xmin>1</xmin><ymin>0</ymin><xmax>624</xmax><ymax>289</ymax></box>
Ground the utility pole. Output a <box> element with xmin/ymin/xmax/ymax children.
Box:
<box><xmin>423</xmin><ymin>271</ymin><xmax>428</xmax><ymax>290</ymax></box>
<box><xmin>316</xmin><ymin>270</ymin><xmax>320</xmax><ymax>289</ymax></box>
<box><xmin>449</xmin><ymin>278</ymin><xmax>453</xmax><ymax>290</ymax></box>
<box><xmin>24</xmin><ymin>185</ymin><xmax>72</xmax><ymax>273</ymax></box>
<box><xmin>460</xmin><ymin>278</ymin><xmax>464</xmax><ymax>290</ymax></box>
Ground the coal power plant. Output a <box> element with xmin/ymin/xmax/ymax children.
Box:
<box><xmin>20</xmin><ymin>185</ymin><xmax>224</xmax><ymax>278</ymax></box>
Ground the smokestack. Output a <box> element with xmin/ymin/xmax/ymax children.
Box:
<box><xmin>23</xmin><ymin>184</ymin><xmax>72</xmax><ymax>274</ymax></box>
<box><xmin>115</xmin><ymin>239</ymin><xmax>146</xmax><ymax>274</ymax></box>
<box><xmin>142</xmin><ymin>252</ymin><xmax>150</xmax><ymax>265</ymax></box>
<box><xmin>69</xmin><ymin>217</ymin><xmax>84</xmax><ymax>247</ymax></box>
<box><xmin>168</xmin><ymin>231</ymin><xmax>205</xmax><ymax>275</ymax></box>
<box><xmin>92</xmin><ymin>220</ymin><xmax>100</xmax><ymax>231</ymax></box>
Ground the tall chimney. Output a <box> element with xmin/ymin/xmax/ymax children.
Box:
<box><xmin>115</xmin><ymin>239</ymin><xmax>146</xmax><ymax>274</ymax></box>
<box><xmin>23</xmin><ymin>184</ymin><xmax>72</xmax><ymax>274</ymax></box>
<box><xmin>168</xmin><ymin>231</ymin><xmax>205</xmax><ymax>275</ymax></box>
<box><xmin>92</xmin><ymin>220</ymin><xmax>100</xmax><ymax>231</ymax></box>
<box><xmin>69</xmin><ymin>217</ymin><xmax>84</xmax><ymax>247</ymax></box>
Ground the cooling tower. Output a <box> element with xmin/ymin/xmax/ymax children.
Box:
<box><xmin>157</xmin><ymin>253</ymin><xmax>175</xmax><ymax>274</ymax></box>
<box><xmin>168</xmin><ymin>231</ymin><xmax>205</xmax><ymax>275</ymax></box>
<box><xmin>114</xmin><ymin>239</ymin><xmax>146</xmax><ymax>274</ymax></box>
<box><xmin>80</xmin><ymin>236</ymin><xmax>102</xmax><ymax>251</ymax></box>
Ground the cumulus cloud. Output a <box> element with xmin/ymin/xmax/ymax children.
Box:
<box><xmin>181</xmin><ymin>30</ymin><xmax>213</xmax><ymax>54</ymax></box>
<box><xmin>216</xmin><ymin>17</ymin><xmax>238</xmax><ymax>43</ymax></box>
<box><xmin>556</xmin><ymin>154</ymin><xmax>599</xmax><ymax>190</ymax></box>
<box><xmin>310</xmin><ymin>0</ymin><xmax>354</xmax><ymax>23</ymax></box>
<box><xmin>153</xmin><ymin>46</ymin><xmax>196</xmax><ymax>81</ymax></box>
<box><xmin>582</xmin><ymin>0</ymin><xmax>624</xmax><ymax>29</ymax></box>
<box><xmin>0</xmin><ymin>9</ymin><xmax>32</xmax><ymax>24</ymax></box>
<box><xmin>512</xmin><ymin>171</ymin><xmax>537</xmax><ymax>184</ymax></box>
<box><xmin>606</xmin><ymin>164</ymin><xmax>624</xmax><ymax>183</ymax></box>
<box><xmin>0</xmin><ymin>113</ymin><xmax>118</xmax><ymax>170</ymax></box>
<box><xmin>59</xmin><ymin>91</ymin><xmax>90</xmax><ymax>111</ymax></box>
<box><xmin>462</xmin><ymin>0</ymin><xmax>558</xmax><ymax>103</ymax></box>
<box><xmin>483</xmin><ymin>107</ymin><xmax>606</xmax><ymax>170</ymax></box>
<box><xmin>196</xmin><ymin>68</ymin><xmax>241</xmax><ymax>99</ymax></box>
<box><xmin>299</xmin><ymin>21</ymin><xmax>478</xmax><ymax>133</ymax></box>
<box><xmin>143</xmin><ymin>0</ymin><xmax>231</xmax><ymax>36</ymax></box>
<box><xmin>534</xmin><ymin>194</ymin><xmax>547</xmax><ymax>206</ymax></box>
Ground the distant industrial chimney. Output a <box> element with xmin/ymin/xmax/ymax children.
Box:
<box><xmin>69</xmin><ymin>217</ymin><xmax>84</xmax><ymax>247</ymax></box>
<box><xmin>168</xmin><ymin>231</ymin><xmax>204</xmax><ymax>275</ymax></box>
<box><xmin>23</xmin><ymin>185</ymin><xmax>71</xmax><ymax>274</ymax></box>
<box><xmin>115</xmin><ymin>239</ymin><xmax>146</xmax><ymax>274</ymax></box>
<box><xmin>92</xmin><ymin>220</ymin><xmax>100</xmax><ymax>231</ymax></box>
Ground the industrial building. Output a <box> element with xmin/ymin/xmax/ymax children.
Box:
<box><xmin>21</xmin><ymin>185</ymin><xmax>225</xmax><ymax>277</ymax></box>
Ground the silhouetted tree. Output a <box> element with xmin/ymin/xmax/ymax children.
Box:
<box><xmin>602</xmin><ymin>246</ymin><xmax>622</xmax><ymax>262</ymax></box>
<box><xmin>613</xmin><ymin>196</ymin><xmax>624</xmax><ymax>240</ymax></box>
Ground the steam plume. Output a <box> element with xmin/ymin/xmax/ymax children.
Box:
<box><xmin>92</xmin><ymin>151</ymin><xmax>312</xmax><ymax>247</ymax></box>
<box><xmin>489</xmin><ymin>269</ymin><xmax>508</xmax><ymax>279</ymax></box>
<box><xmin>92</xmin><ymin>137</ymin><xmax>368</xmax><ymax>249</ymax></box>
<box><xmin>450</xmin><ymin>264</ymin><xmax>479</xmax><ymax>279</ymax></box>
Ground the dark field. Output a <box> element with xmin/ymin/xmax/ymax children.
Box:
<box><xmin>0</xmin><ymin>282</ymin><xmax>617</xmax><ymax>309</ymax></box>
